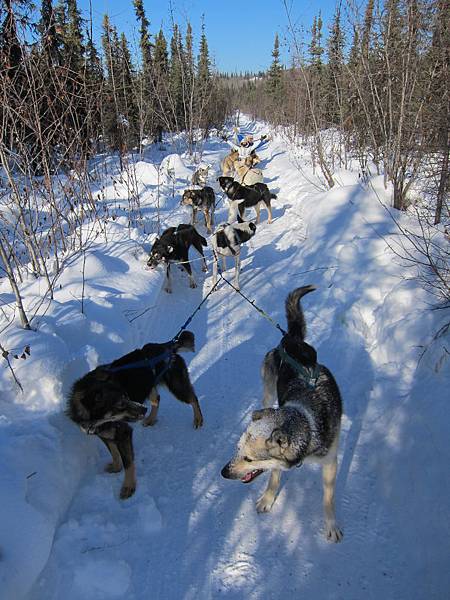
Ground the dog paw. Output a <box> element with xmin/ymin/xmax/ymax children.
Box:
<box><xmin>190</xmin><ymin>282</ymin><xmax>197</xmax><ymax>289</ymax></box>
<box><xmin>193</xmin><ymin>414</ymin><xmax>204</xmax><ymax>429</ymax></box>
<box><xmin>325</xmin><ymin>524</ymin><xmax>343</xmax><ymax>543</ymax></box>
<box><xmin>104</xmin><ymin>462</ymin><xmax>121</xmax><ymax>473</ymax></box>
<box><xmin>256</xmin><ymin>493</ymin><xmax>275</xmax><ymax>513</ymax></box>
<box><xmin>202</xmin><ymin>266</ymin><xmax>208</xmax><ymax>272</ymax></box>
<box><xmin>142</xmin><ymin>417</ymin><xmax>157</xmax><ymax>427</ymax></box>
<box><xmin>120</xmin><ymin>484</ymin><xmax>136</xmax><ymax>500</ymax></box>
<box><xmin>165</xmin><ymin>287</ymin><xmax>172</xmax><ymax>294</ymax></box>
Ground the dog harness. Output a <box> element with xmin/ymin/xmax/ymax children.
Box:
<box><xmin>277</xmin><ymin>342</ymin><xmax>320</xmax><ymax>390</ymax></box>
<box><xmin>104</xmin><ymin>347</ymin><xmax>175</xmax><ymax>385</ymax></box>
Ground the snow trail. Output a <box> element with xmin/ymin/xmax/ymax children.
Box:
<box><xmin>1</xmin><ymin>118</ymin><xmax>448</xmax><ymax>600</ymax></box>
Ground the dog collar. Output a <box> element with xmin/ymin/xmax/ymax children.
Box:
<box><xmin>277</xmin><ymin>343</ymin><xmax>320</xmax><ymax>390</ymax></box>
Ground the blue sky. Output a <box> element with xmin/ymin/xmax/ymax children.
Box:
<box><xmin>75</xmin><ymin>0</ymin><xmax>339</xmax><ymax>73</ymax></box>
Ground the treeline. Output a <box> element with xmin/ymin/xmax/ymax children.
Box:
<box><xmin>0</xmin><ymin>0</ymin><xmax>229</xmax><ymax>178</ymax></box>
<box><xmin>228</xmin><ymin>0</ymin><xmax>448</xmax><ymax>220</ymax></box>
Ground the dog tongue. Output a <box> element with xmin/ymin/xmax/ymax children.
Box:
<box><xmin>241</xmin><ymin>469</ymin><xmax>262</xmax><ymax>483</ymax></box>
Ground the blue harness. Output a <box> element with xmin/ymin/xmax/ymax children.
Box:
<box><xmin>104</xmin><ymin>347</ymin><xmax>175</xmax><ymax>384</ymax></box>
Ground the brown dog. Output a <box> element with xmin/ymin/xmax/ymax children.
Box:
<box><xmin>221</xmin><ymin>149</ymin><xmax>239</xmax><ymax>177</ymax></box>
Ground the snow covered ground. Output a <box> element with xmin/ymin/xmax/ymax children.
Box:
<box><xmin>1</xmin><ymin>118</ymin><xmax>449</xmax><ymax>600</ymax></box>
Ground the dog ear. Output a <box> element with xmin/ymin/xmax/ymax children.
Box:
<box><xmin>266</xmin><ymin>428</ymin><xmax>290</xmax><ymax>449</ymax></box>
<box><xmin>252</xmin><ymin>408</ymin><xmax>276</xmax><ymax>421</ymax></box>
<box><xmin>249</xmin><ymin>222</ymin><xmax>256</xmax><ymax>231</ymax></box>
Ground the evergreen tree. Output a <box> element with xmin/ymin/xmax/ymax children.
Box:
<box><xmin>308</xmin><ymin>13</ymin><xmax>324</xmax><ymax>73</ymax></box>
<box><xmin>152</xmin><ymin>28</ymin><xmax>169</xmax><ymax>141</ymax></box>
<box><xmin>101</xmin><ymin>14</ymin><xmax>123</xmax><ymax>151</ymax></box>
<box><xmin>119</xmin><ymin>31</ymin><xmax>139</xmax><ymax>146</ymax></box>
<box><xmin>266</xmin><ymin>33</ymin><xmax>284</xmax><ymax>108</ymax></box>
<box><xmin>38</xmin><ymin>0</ymin><xmax>60</xmax><ymax>65</ymax></box>
<box><xmin>325</xmin><ymin>4</ymin><xmax>345</xmax><ymax>124</ymax></box>
<box><xmin>196</xmin><ymin>22</ymin><xmax>212</xmax><ymax>131</ymax></box>
<box><xmin>361</xmin><ymin>0</ymin><xmax>375</xmax><ymax>59</ymax></box>
<box><xmin>64</xmin><ymin>0</ymin><xmax>85</xmax><ymax>72</ymax></box>
<box><xmin>197</xmin><ymin>22</ymin><xmax>211</xmax><ymax>97</ymax></box>
<box><xmin>169</xmin><ymin>23</ymin><xmax>184</xmax><ymax>128</ymax></box>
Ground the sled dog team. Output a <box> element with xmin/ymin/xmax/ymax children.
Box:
<box><xmin>68</xmin><ymin>133</ymin><xmax>344</xmax><ymax>543</ymax></box>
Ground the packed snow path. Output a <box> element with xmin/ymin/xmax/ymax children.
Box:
<box><xmin>2</xmin><ymin>119</ymin><xmax>448</xmax><ymax>600</ymax></box>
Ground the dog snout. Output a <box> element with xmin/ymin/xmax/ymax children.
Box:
<box><xmin>221</xmin><ymin>462</ymin><xmax>233</xmax><ymax>479</ymax></box>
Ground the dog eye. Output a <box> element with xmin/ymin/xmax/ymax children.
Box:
<box><xmin>243</xmin><ymin>456</ymin><xmax>253</xmax><ymax>462</ymax></box>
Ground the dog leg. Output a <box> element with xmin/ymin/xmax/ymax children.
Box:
<box><xmin>100</xmin><ymin>438</ymin><xmax>122</xmax><ymax>473</ymax></box>
<box><xmin>189</xmin><ymin>394</ymin><xmax>204</xmax><ymax>429</ymax></box>
<box><xmin>165</xmin><ymin>264</ymin><xmax>172</xmax><ymax>294</ymax></box>
<box><xmin>322</xmin><ymin>455</ymin><xmax>343</xmax><ymax>542</ymax></box>
<box><xmin>221</xmin><ymin>255</ymin><xmax>227</xmax><ymax>272</ymax></box>
<box><xmin>212</xmin><ymin>253</ymin><xmax>218</xmax><ymax>289</ymax></box>
<box><xmin>256</xmin><ymin>469</ymin><xmax>281</xmax><ymax>513</ymax></box>
<box><xmin>181</xmin><ymin>260</ymin><xmax>197</xmax><ymax>288</ymax></box>
<box><xmin>205</xmin><ymin>209</ymin><xmax>212</xmax><ymax>234</ymax></box>
<box><xmin>234</xmin><ymin>253</ymin><xmax>241</xmax><ymax>290</ymax></box>
<box><xmin>164</xmin><ymin>358</ymin><xmax>204</xmax><ymax>428</ymax></box>
<box><xmin>267</xmin><ymin>202</ymin><xmax>273</xmax><ymax>224</ymax></box>
<box><xmin>255</xmin><ymin>203</ymin><xmax>261</xmax><ymax>224</ymax></box>
<box><xmin>115</xmin><ymin>423</ymin><xmax>136</xmax><ymax>499</ymax></box>
<box><xmin>142</xmin><ymin>388</ymin><xmax>160</xmax><ymax>427</ymax></box>
<box><xmin>192</xmin><ymin>207</ymin><xmax>197</xmax><ymax>225</ymax></box>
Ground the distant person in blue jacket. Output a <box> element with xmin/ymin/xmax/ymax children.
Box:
<box><xmin>226</xmin><ymin>128</ymin><xmax>268</xmax><ymax>161</ymax></box>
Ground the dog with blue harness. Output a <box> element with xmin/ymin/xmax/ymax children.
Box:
<box><xmin>67</xmin><ymin>331</ymin><xmax>203</xmax><ymax>499</ymax></box>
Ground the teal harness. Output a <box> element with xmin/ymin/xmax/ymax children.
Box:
<box><xmin>277</xmin><ymin>343</ymin><xmax>321</xmax><ymax>390</ymax></box>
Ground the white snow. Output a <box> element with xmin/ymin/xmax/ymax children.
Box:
<box><xmin>0</xmin><ymin>117</ymin><xmax>449</xmax><ymax>600</ymax></box>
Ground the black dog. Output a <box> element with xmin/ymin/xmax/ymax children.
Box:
<box><xmin>147</xmin><ymin>224</ymin><xmax>208</xmax><ymax>292</ymax></box>
<box><xmin>67</xmin><ymin>331</ymin><xmax>203</xmax><ymax>499</ymax></box>
<box><xmin>181</xmin><ymin>187</ymin><xmax>215</xmax><ymax>233</ymax></box>
<box><xmin>218</xmin><ymin>176</ymin><xmax>275</xmax><ymax>224</ymax></box>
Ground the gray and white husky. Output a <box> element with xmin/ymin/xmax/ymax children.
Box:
<box><xmin>221</xmin><ymin>285</ymin><xmax>343</xmax><ymax>542</ymax></box>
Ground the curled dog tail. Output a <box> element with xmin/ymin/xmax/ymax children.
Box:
<box><xmin>285</xmin><ymin>285</ymin><xmax>316</xmax><ymax>341</ymax></box>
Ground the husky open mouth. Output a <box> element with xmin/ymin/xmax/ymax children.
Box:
<box><xmin>241</xmin><ymin>469</ymin><xmax>264</xmax><ymax>483</ymax></box>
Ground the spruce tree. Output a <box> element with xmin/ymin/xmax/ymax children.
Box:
<box><xmin>197</xmin><ymin>22</ymin><xmax>211</xmax><ymax>100</ymax></box>
<box><xmin>153</xmin><ymin>28</ymin><xmax>169</xmax><ymax>140</ymax></box>
<box><xmin>169</xmin><ymin>23</ymin><xmax>184</xmax><ymax>129</ymax></box>
<box><xmin>325</xmin><ymin>5</ymin><xmax>345</xmax><ymax>125</ymax></box>
<box><xmin>266</xmin><ymin>33</ymin><xmax>284</xmax><ymax>109</ymax></box>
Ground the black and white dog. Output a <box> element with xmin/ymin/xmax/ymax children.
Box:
<box><xmin>221</xmin><ymin>286</ymin><xmax>343</xmax><ymax>542</ymax></box>
<box><xmin>181</xmin><ymin>187</ymin><xmax>215</xmax><ymax>233</ymax></box>
<box><xmin>67</xmin><ymin>331</ymin><xmax>203</xmax><ymax>500</ymax></box>
<box><xmin>218</xmin><ymin>176</ymin><xmax>275</xmax><ymax>224</ymax></box>
<box><xmin>147</xmin><ymin>224</ymin><xmax>207</xmax><ymax>292</ymax></box>
<box><xmin>211</xmin><ymin>217</ymin><xmax>256</xmax><ymax>291</ymax></box>
<box><xmin>218</xmin><ymin>177</ymin><xmax>276</xmax><ymax>224</ymax></box>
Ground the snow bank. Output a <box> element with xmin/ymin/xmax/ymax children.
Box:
<box><xmin>0</xmin><ymin>166</ymin><xmax>166</xmax><ymax>598</ymax></box>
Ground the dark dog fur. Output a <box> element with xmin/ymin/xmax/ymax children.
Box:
<box><xmin>218</xmin><ymin>176</ymin><xmax>275</xmax><ymax>224</ymax></box>
<box><xmin>147</xmin><ymin>224</ymin><xmax>208</xmax><ymax>292</ymax></box>
<box><xmin>67</xmin><ymin>331</ymin><xmax>203</xmax><ymax>499</ymax></box>
<box><xmin>181</xmin><ymin>187</ymin><xmax>215</xmax><ymax>232</ymax></box>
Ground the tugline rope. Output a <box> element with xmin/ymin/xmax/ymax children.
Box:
<box><xmin>214</xmin><ymin>253</ymin><xmax>287</xmax><ymax>336</ymax></box>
